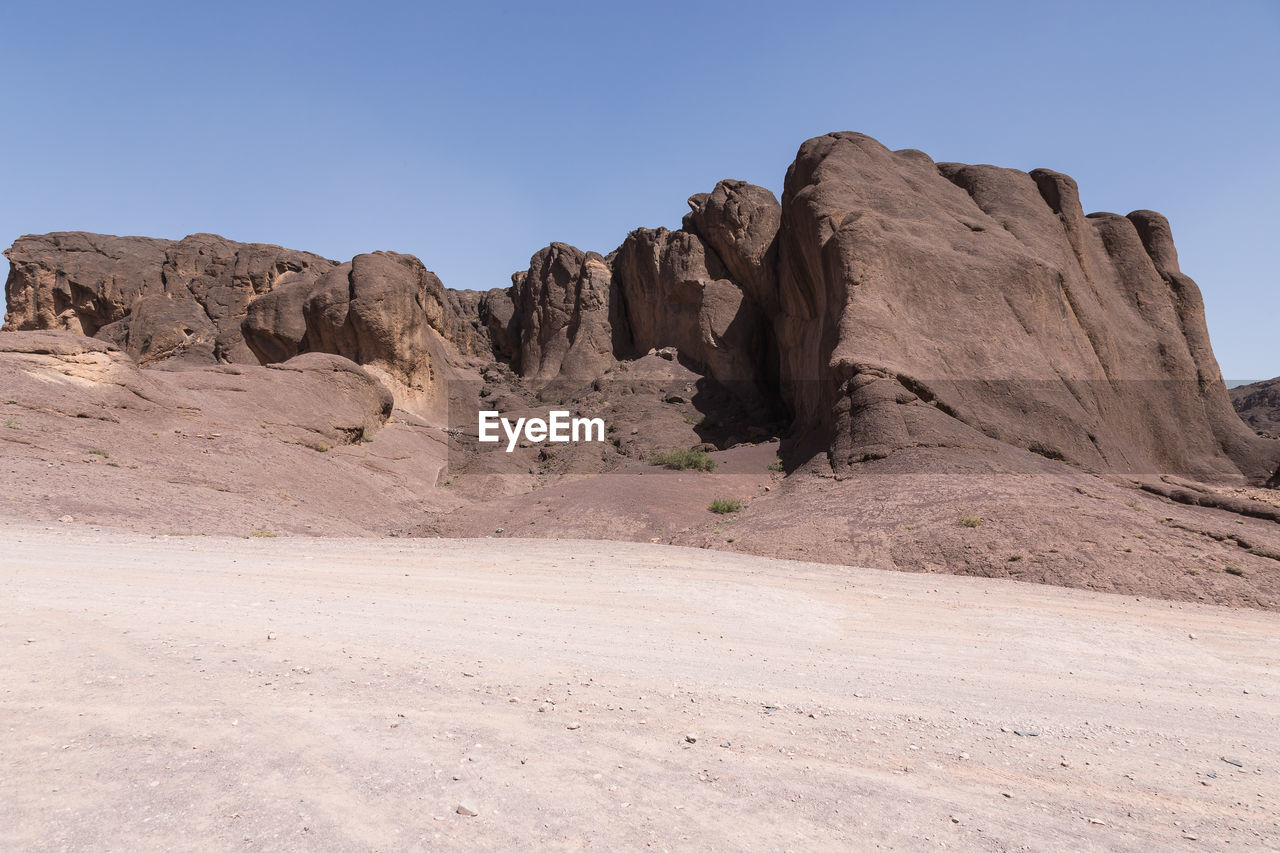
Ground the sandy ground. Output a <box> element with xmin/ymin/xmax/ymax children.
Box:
<box><xmin>2</xmin><ymin>521</ymin><xmax>1278</xmax><ymax>852</ymax></box>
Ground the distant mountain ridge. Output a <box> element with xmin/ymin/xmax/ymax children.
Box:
<box><xmin>1232</xmin><ymin>377</ymin><xmax>1280</xmax><ymax>439</ymax></box>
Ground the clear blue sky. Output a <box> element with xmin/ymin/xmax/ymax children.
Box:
<box><xmin>2</xmin><ymin>0</ymin><xmax>1276</xmax><ymax>379</ymax></box>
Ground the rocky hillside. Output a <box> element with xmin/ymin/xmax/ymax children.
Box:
<box><xmin>7</xmin><ymin>132</ymin><xmax>1276</xmax><ymax>488</ymax></box>
<box><xmin>1232</xmin><ymin>377</ymin><xmax>1280</xmax><ymax>439</ymax></box>
<box><xmin>4</xmin><ymin>131</ymin><xmax>1280</xmax><ymax>607</ymax></box>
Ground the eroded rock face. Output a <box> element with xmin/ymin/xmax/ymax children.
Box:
<box><xmin>476</xmin><ymin>181</ymin><xmax>782</xmax><ymax>401</ymax></box>
<box><xmin>5</xmin><ymin>233</ymin><xmax>488</xmax><ymax>418</ymax></box>
<box><xmin>99</xmin><ymin>294</ymin><xmax>218</xmax><ymax>364</ymax></box>
<box><xmin>6</xmin><ymin>132</ymin><xmax>1275</xmax><ymax>487</ymax></box>
<box><xmin>776</xmin><ymin>131</ymin><xmax>1278</xmax><ymax>482</ymax></box>
<box><xmin>1232</xmin><ymin>378</ymin><xmax>1280</xmax><ymax>439</ymax></box>
<box><xmin>2</xmin><ymin>232</ymin><xmax>335</xmax><ymax>364</ymax></box>
<box><xmin>509</xmin><ymin>243</ymin><xmax>616</xmax><ymax>381</ymax></box>
<box><xmin>611</xmin><ymin>227</ymin><xmax>767</xmax><ymax>397</ymax></box>
<box><xmin>443</xmin><ymin>289</ymin><xmax>494</xmax><ymax>357</ymax></box>
<box><xmin>683</xmin><ymin>179</ymin><xmax>781</xmax><ymax>314</ymax></box>
<box><xmin>242</xmin><ymin>251</ymin><xmax>461</xmax><ymax>415</ymax></box>
<box><xmin>0</xmin><ymin>331</ymin><xmax>393</xmax><ymax>446</ymax></box>
<box><xmin>478</xmin><ymin>286</ymin><xmax>518</xmax><ymax>363</ymax></box>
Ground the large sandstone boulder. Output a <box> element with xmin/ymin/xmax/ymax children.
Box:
<box><xmin>2</xmin><ymin>232</ymin><xmax>334</xmax><ymax>364</ymax></box>
<box><xmin>242</xmin><ymin>251</ymin><xmax>462</xmax><ymax>415</ymax></box>
<box><xmin>775</xmin><ymin>131</ymin><xmax>1279</xmax><ymax>483</ymax></box>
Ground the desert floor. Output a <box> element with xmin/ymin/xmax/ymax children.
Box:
<box><xmin>2</xmin><ymin>520</ymin><xmax>1277</xmax><ymax>851</ymax></box>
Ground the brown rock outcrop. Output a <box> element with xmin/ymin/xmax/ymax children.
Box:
<box><xmin>611</xmin><ymin>226</ymin><xmax>767</xmax><ymax>396</ymax></box>
<box><xmin>242</xmin><ymin>251</ymin><xmax>462</xmax><ymax>415</ymax></box>
<box><xmin>478</xmin><ymin>286</ymin><xmax>518</xmax><ymax>363</ymax></box>
<box><xmin>775</xmin><ymin>131</ymin><xmax>1278</xmax><ymax>482</ymax></box>
<box><xmin>5</xmin><ymin>132</ymin><xmax>1274</xmax><ymax>488</ymax></box>
<box><xmin>2</xmin><ymin>232</ymin><xmax>334</xmax><ymax>364</ymax></box>
<box><xmin>508</xmin><ymin>243</ymin><xmax>616</xmax><ymax>382</ymax></box>
<box><xmin>442</xmin><ymin>289</ymin><xmax>495</xmax><ymax>357</ymax></box>
<box><xmin>0</xmin><ymin>330</ymin><xmax>393</xmax><ymax>446</ymax></box>
<box><xmin>1232</xmin><ymin>377</ymin><xmax>1280</xmax><ymax>439</ymax></box>
<box><xmin>682</xmin><ymin>179</ymin><xmax>782</xmax><ymax>315</ymax></box>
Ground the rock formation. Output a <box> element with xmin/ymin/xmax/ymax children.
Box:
<box><xmin>611</xmin><ymin>227</ymin><xmax>765</xmax><ymax>393</ymax></box>
<box><xmin>0</xmin><ymin>331</ymin><xmax>393</xmax><ymax>446</ymax></box>
<box><xmin>505</xmin><ymin>243</ymin><xmax>616</xmax><ymax>382</ymax></box>
<box><xmin>1232</xmin><ymin>377</ymin><xmax>1280</xmax><ymax>439</ymax></box>
<box><xmin>242</xmin><ymin>251</ymin><xmax>465</xmax><ymax>414</ymax></box>
<box><xmin>5</xmin><ymin>131</ymin><xmax>1277</xmax><ymax>486</ymax></box>
<box><xmin>3</xmin><ymin>232</ymin><xmax>334</xmax><ymax>365</ymax></box>
<box><xmin>773</xmin><ymin>132</ymin><xmax>1278</xmax><ymax>483</ymax></box>
<box><xmin>682</xmin><ymin>179</ymin><xmax>782</xmax><ymax>316</ymax></box>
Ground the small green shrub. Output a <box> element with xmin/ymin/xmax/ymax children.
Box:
<box><xmin>768</xmin><ymin>457</ymin><xmax>784</xmax><ymax>472</ymax></box>
<box><xmin>652</xmin><ymin>449</ymin><xmax>716</xmax><ymax>472</ymax></box>
<box><xmin>88</xmin><ymin>448</ymin><xmax>109</xmax><ymax>458</ymax></box>
<box><xmin>105</xmin><ymin>461</ymin><xmax>120</xmax><ymax>468</ymax></box>
<box><xmin>1225</xmin><ymin>565</ymin><xmax>1245</xmax><ymax>577</ymax></box>
<box><xmin>1247</xmin><ymin>547</ymin><xmax>1279</xmax><ymax>562</ymax></box>
<box><xmin>3</xmin><ymin>419</ymin><xmax>18</xmax><ymax>429</ymax></box>
<box><xmin>959</xmin><ymin>515</ymin><xmax>983</xmax><ymax>528</ymax></box>
<box><xmin>249</xmin><ymin>530</ymin><xmax>279</xmax><ymax>538</ymax></box>
<box><xmin>709</xmin><ymin>498</ymin><xmax>742</xmax><ymax>514</ymax></box>
<box><xmin>316</xmin><ymin>443</ymin><xmax>331</xmax><ymax>452</ymax></box>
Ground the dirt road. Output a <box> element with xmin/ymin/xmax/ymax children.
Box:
<box><xmin>2</xmin><ymin>521</ymin><xmax>1277</xmax><ymax>850</ymax></box>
